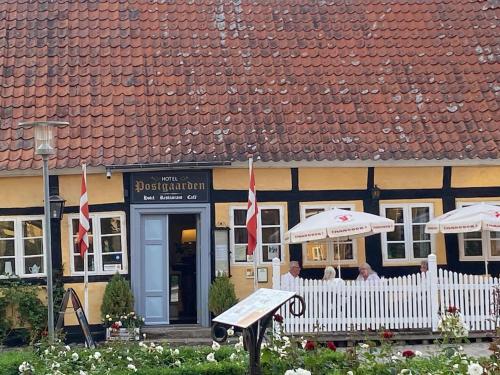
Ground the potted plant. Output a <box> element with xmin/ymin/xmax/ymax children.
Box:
<box><xmin>101</xmin><ymin>273</ymin><xmax>143</xmax><ymax>341</ymax></box>
<box><xmin>208</xmin><ymin>273</ymin><xmax>238</xmax><ymax>316</ymax></box>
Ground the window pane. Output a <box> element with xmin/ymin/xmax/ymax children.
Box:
<box><xmin>412</xmin><ymin>225</ymin><xmax>430</xmax><ymax>241</ymax></box>
<box><xmin>411</xmin><ymin>207</ymin><xmax>430</xmax><ymax>223</ymax></box>
<box><xmin>491</xmin><ymin>232</ymin><xmax>499</xmax><ymax>239</ymax></box>
<box><xmin>386</xmin><ymin>208</ymin><xmax>404</xmax><ymax>223</ymax></box>
<box><xmin>0</xmin><ymin>221</ymin><xmax>14</xmax><ymax>238</ymax></box>
<box><xmin>24</xmin><ymin>256</ymin><xmax>44</xmax><ymax>274</ymax></box>
<box><xmin>261</xmin><ymin>209</ymin><xmax>279</xmax><ymax>225</ymax></box>
<box><xmin>233</xmin><ymin>210</ymin><xmax>247</xmax><ymax>226</ymax></box>
<box><xmin>491</xmin><ymin>239</ymin><xmax>500</xmax><ymax>257</ymax></box>
<box><xmin>305</xmin><ymin>208</ymin><xmax>324</xmax><ymax>219</ymax></box>
<box><xmin>72</xmin><ymin>218</ymin><xmax>93</xmax><ymax>236</ymax></box>
<box><xmin>102</xmin><ymin>253</ymin><xmax>123</xmax><ymax>272</ymax></box>
<box><xmin>413</xmin><ymin>242</ymin><xmax>431</xmax><ymax>258</ymax></box>
<box><xmin>387</xmin><ymin>226</ymin><xmax>404</xmax><ymax>241</ymax></box>
<box><xmin>335</xmin><ymin>243</ymin><xmax>353</xmax><ymax>260</ymax></box>
<box><xmin>100</xmin><ymin>217</ymin><xmax>121</xmax><ymax>235</ymax></box>
<box><xmin>464</xmin><ymin>240</ymin><xmax>482</xmax><ymax>256</ymax></box>
<box><xmin>24</xmin><ymin>238</ymin><xmax>43</xmax><ymax>256</ymax></box>
<box><xmin>234</xmin><ymin>228</ymin><xmax>247</xmax><ymax>244</ymax></box>
<box><xmin>387</xmin><ymin>243</ymin><xmax>406</xmax><ymax>259</ymax></box>
<box><xmin>74</xmin><ymin>255</ymin><xmax>95</xmax><ymax>272</ymax></box>
<box><xmin>0</xmin><ymin>239</ymin><xmax>15</xmax><ymax>257</ymax></box>
<box><xmin>464</xmin><ymin>231</ymin><xmax>481</xmax><ymax>239</ymax></box>
<box><xmin>262</xmin><ymin>227</ymin><xmax>280</xmax><ymax>243</ymax></box>
<box><xmin>233</xmin><ymin>244</ymin><xmax>247</xmax><ymax>262</ymax></box>
<box><xmin>0</xmin><ymin>258</ymin><xmax>15</xmax><ymax>275</ymax></box>
<box><xmin>23</xmin><ymin>220</ymin><xmax>42</xmax><ymax>237</ymax></box>
<box><xmin>262</xmin><ymin>244</ymin><xmax>281</xmax><ymax>262</ymax></box>
<box><xmin>305</xmin><ymin>243</ymin><xmax>328</xmax><ymax>262</ymax></box>
<box><xmin>101</xmin><ymin>236</ymin><xmax>121</xmax><ymax>253</ymax></box>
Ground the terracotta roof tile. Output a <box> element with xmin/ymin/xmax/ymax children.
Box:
<box><xmin>0</xmin><ymin>0</ymin><xmax>498</xmax><ymax>170</ymax></box>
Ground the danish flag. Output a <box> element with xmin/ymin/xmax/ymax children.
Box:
<box><xmin>77</xmin><ymin>164</ymin><xmax>90</xmax><ymax>258</ymax></box>
<box><xmin>246</xmin><ymin>158</ymin><xmax>258</xmax><ymax>256</ymax></box>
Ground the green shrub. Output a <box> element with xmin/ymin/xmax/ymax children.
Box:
<box><xmin>126</xmin><ymin>362</ymin><xmax>246</xmax><ymax>375</ymax></box>
<box><xmin>208</xmin><ymin>274</ymin><xmax>238</xmax><ymax>316</ymax></box>
<box><xmin>0</xmin><ymin>350</ymin><xmax>33</xmax><ymax>375</ymax></box>
<box><xmin>100</xmin><ymin>273</ymin><xmax>134</xmax><ymax>319</ymax></box>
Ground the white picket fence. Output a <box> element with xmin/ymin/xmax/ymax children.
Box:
<box><xmin>272</xmin><ymin>255</ymin><xmax>499</xmax><ymax>334</ymax></box>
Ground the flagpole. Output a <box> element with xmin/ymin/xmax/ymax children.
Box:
<box><xmin>84</xmin><ymin>248</ymin><xmax>89</xmax><ymax>317</ymax></box>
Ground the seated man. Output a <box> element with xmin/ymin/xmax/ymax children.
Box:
<box><xmin>281</xmin><ymin>261</ymin><xmax>301</xmax><ymax>290</ymax></box>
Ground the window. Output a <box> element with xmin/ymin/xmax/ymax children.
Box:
<box><xmin>458</xmin><ymin>202</ymin><xmax>500</xmax><ymax>261</ymax></box>
<box><xmin>300</xmin><ymin>204</ymin><xmax>357</xmax><ymax>267</ymax></box>
<box><xmin>0</xmin><ymin>216</ymin><xmax>45</xmax><ymax>278</ymax></box>
<box><xmin>68</xmin><ymin>212</ymin><xmax>127</xmax><ymax>275</ymax></box>
<box><xmin>230</xmin><ymin>206</ymin><xmax>284</xmax><ymax>264</ymax></box>
<box><xmin>380</xmin><ymin>203</ymin><xmax>434</xmax><ymax>263</ymax></box>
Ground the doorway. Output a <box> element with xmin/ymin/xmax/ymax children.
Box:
<box><xmin>168</xmin><ymin>214</ymin><xmax>197</xmax><ymax>324</ymax></box>
<box><xmin>131</xmin><ymin>204</ymin><xmax>211</xmax><ymax>327</ymax></box>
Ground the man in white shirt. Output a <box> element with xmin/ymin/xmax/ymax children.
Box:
<box><xmin>281</xmin><ymin>261</ymin><xmax>301</xmax><ymax>290</ymax></box>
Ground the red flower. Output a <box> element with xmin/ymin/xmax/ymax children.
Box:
<box><xmin>111</xmin><ymin>322</ymin><xmax>121</xmax><ymax>330</ymax></box>
<box><xmin>383</xmin><ymin>330</ymin><xmax>394</xmax><ymax>339</ymax></box>
<box><xmin>273</xmin><ymin>314</ymin><xmax>284</xmax><ymax>323</ymax></box>
<box><xmin>304</xmin><ymin>340</ymin><xmax>316</xmax><ymax>351</ymax></box>
<box><xmin>447</xmin><ymin>306</ymin><xmax>459</xmax><ymax>314</ymax></box>
<box><xmin>402</xmin><ymin>350</ymin><xmax>415</xmax><ymax>358</ymax></box>
<box><xmin>327</xmin><ymin>341</ymin><xmax>336</xmax><ymax>351</ymax></box>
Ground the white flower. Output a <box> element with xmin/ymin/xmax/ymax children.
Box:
<box><xmin>79</xmin><ymin>371</ymin><xmax>88</xmax><ymax>375</ymax></box>
<box><xmin>301</xmin><ymin>339</ymin><xmax>308</xmax><ymax>348</ymax></box>
<box><xmin>108</xmin><ymin>317</ymin><xmax>113</xmax><ymax>321</ymax></box>
<box><xmin>155</xmin><ymin>345</ymin><xmax>164</xmax><ymax>353</ymax></box>
<box><xmin>399</xmin><ymin>370</ymin><xmax>412</xmax><ymax>375</ymax></box>
<box><xmin>139</xmin><ymin>341</ymin><xmax>147</xmax><ymax>348</ymax></box>
<box><xmin>143</xmin><ymin>333</ymin><xmax>147</xmax><ymax>339</ymax></box>
<box><xmin>105</xmin><ymin>314</ymin><xmax>110</xmax><ymax>318</ymax></box>
<box><xmin>391</xmin><ymin>355</ymin><xmax>400</xmax><ymax>361</ymax></box>
<box><xmin>174</xmin><ymin>360</ymin><xmax>181</xmax><ymax>366</ymax></box>
<box><xmin>415</xmin><ymin>350</ymin><xmax>423</xmax><ymax>357</ymax></box>
<box><xmin>72</xmin><ymin>352</ymin><xmax>79</xmax><ymax>361</ymax></box>
<box><xmin>359</xmin><ymin>343</ymin><xmax>369</xmax><ymax>349</ymax></box>
<box><xmin>51</xmin><ymin>362</ymin><xmax>61</xmax><ymax>369</ymax></box>
<box><xmin>230</xmin><ymin>353</ymin><xmax>237</xmax><ymax>361</ymax></box>
<box><xmin>453</xmin><ymin>364</ymin><xmax>459</xmax><ymax>369</ymax></box>
<box><xmin>212</xmin><ymin>341</ymin><xmax>221</xmax><ymax>351</ymax></box>
<box><xmin>44</xmin><ymin>349</ymin><xmax>49</xmax><ymax>355</ymax></box>
<box><xmin>94</xmin><ymin>351</ymin><xmax>102</xmax><ymax>360</ymax></box>
<box><xmin>467</xmin><ymin>362</ymin><xmax>483</xmax><ymax>375</ymax></box>
<box><xmin>170</xmin><ymin>348</ymin><xmax>180</xmax><ymax>356</ymax></box>
<box><xmin>227</xmin><ymin>327</ymin><xmax>234</xmax><ymax>337</ymax></box>
<box><xmin>18</xmin><ymin>362</ymin><xmax>34</xmax><ymax>373</ymax></box>
<box><xmin>347</xmin><ymin>372</ymin><xmax>354</xmax><ymax>375</ymax></box>
<box><xmin>127</xmin><ymin>363</ymin><xmax>137</xmax><ymax>372</ymax></box>
<box><xmin>127</xmin><ymin>356</ymin><xmax>133</xmax><ymax>362</ymax></box>
<box><xmin>64</xmin><ymin>345</ymin><xmax>71</xmax><ymax>351</ymax></box>
<box><xmin>206</xmin><ymin>352</ymin><xmax>216</xmax><ymax>362</ymax></box>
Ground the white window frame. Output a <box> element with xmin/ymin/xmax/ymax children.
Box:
<box><xmin>0</xmin><ymin>215</ymin><xmax>46</xmax><ymax>279</ymax></box>
<box><xmin>458</xmin><ymin>201</ymin><xmax>500</xmax><ymax>262</ymax></box>
<box><xmin>229</xmin><ymin>205</ymin><xmax>285</xmax><ymax>265</ymax></box>
<box><xmin>68</xmin><ymin>211</ymin><xmax>128</xmax><ymax>276</ymax></box>
<box><xmin>300</xmin><ymin>203</ymin><xmax>358</xmax><ymax>267</ymax></box>
<box><xmin>380</xmin><ymin>203</ymin><xmax>435</xmax><ymax>264</ymax></box>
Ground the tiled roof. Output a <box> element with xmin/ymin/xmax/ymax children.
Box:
<box><xmin>0</xmin><ymin>0</ymin><xmax>498</xmax><ymax>171</ymax></box>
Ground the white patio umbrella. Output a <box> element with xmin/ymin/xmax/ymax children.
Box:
<box><xmin>285</xmin><ymin>208</ymin><xmax>395</xmax><ymax>278</ymax></box>
<box><xmin>425</xmin><ymin>202</ymin><xmax>500</xmax><ymax>275</ymax></box>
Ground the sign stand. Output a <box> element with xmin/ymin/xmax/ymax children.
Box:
<box><xmin>211</xmin><ymin>289</ymin><xmax>305</xmax><ymax>375</ymax></box>
<box><xmin>55</xmin><ymin>288</ymin><xmax>96</xmax><ymax>349</ymax></box>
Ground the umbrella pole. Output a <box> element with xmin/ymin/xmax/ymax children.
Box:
<box><xmin>485</xmin><ymin>230</ymin><xmax>489</xmax><ymax>276</ymax></box>
<box><xmin>336</xmin><ymin>239</ymin><xmax>341</xmax><ymax>279</ymax></box>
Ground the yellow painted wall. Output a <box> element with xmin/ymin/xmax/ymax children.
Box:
<box><xmin>379</xmin><ymin>198</ymin><xmax>446</xmax><ymax>265</ymax></box>
<box><xmin>456</xmin><ymin>197</ymin><xmax>500</xmax><ymax>204</ymax></box>
<box><xmin>451</xmin><ymin>166</ymin><xmax>500</xmax><ymax>188</ymax></box>
<box><xmin>375</xmin><ymin>167</ymin><xmax>443</xmax><ymax>189</ymax></box>
<box><xmin>213</xmin><ymin>168</ymin><xmax>291</xmax><ymax>190</ymax></box>
<box><xmin>0</xmin><ymin>176</ymin><xmax>43</xmax><ymax>208</ymax></box>
<box><xmin>59</xmin><ymin>173</ymin><xmax>124</xmax><ymax>206</ymax></box>
<box><xmin>215</xmin><ymin>202</ymin><xmax>289</xmax><ymax>300</ymax></box>
<box><xmin>60</xmin><ymin>216</ymin><xmax>71</xmax><ymax>276</ymax></box>
<box><xmin>299</xmin><ymin>168</ymin><xmax>367</xmax><ymax>190</ymax></box>
<box><xmin>63</xmin><ymin>282</ymin><xmax>107</xmax><ymax>325</ymax></box>
<box><xmin>299</xmin><ymin>200</ymin><xmax>366</xmax><ymax>268</ymax></box>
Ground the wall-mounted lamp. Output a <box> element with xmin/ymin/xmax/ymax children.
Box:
<box><xmin>370</xmin><ymin>185</ymin><xmax>381</xmax><ymax>200</ymax></box>
<box><xmin>181</xmin><ymin>228</ymin><xmax>197</xmax><ymax>244</ymax></box>
<box><xmin>49</xmin><ymin>195</ymin><xmax>66</xmax><ymax>220</ymax></box>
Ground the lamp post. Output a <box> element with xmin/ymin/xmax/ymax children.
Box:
<box><xmin>19</xmin><ymin>121</ymin><xmax>69</xmax><ymax>343</ymax></box>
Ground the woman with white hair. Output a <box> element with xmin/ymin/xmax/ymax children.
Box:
<box><xmin>322</xmin><ymin>266</ymin><xmax>336</xmax><ymax>281</ymax></box>
<box><xmin>356</xmin><ymin>262</ymin><xmax>380</xmax><ymax>282</ymax></box>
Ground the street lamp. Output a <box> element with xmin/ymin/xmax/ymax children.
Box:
<box><xmin>19</xmin><ymin>121</ymin><xmax>69</xmax><ymax>343</ymax></box>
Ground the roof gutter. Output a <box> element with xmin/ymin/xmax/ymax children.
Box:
<box><xmin>105</xmin><ymin>161</ymin><xmax>232</xmax><ymax>173</ymax></box>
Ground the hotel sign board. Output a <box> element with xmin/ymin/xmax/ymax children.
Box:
<box><xmin>213</xmin><ymin>288</ymin><xmax>296</xmax><ymax>328</ymax></box>
<box><xmin>131</xmin><ymin>171</ymin><xmax>210</xmax><ymax>203</ymax></box>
